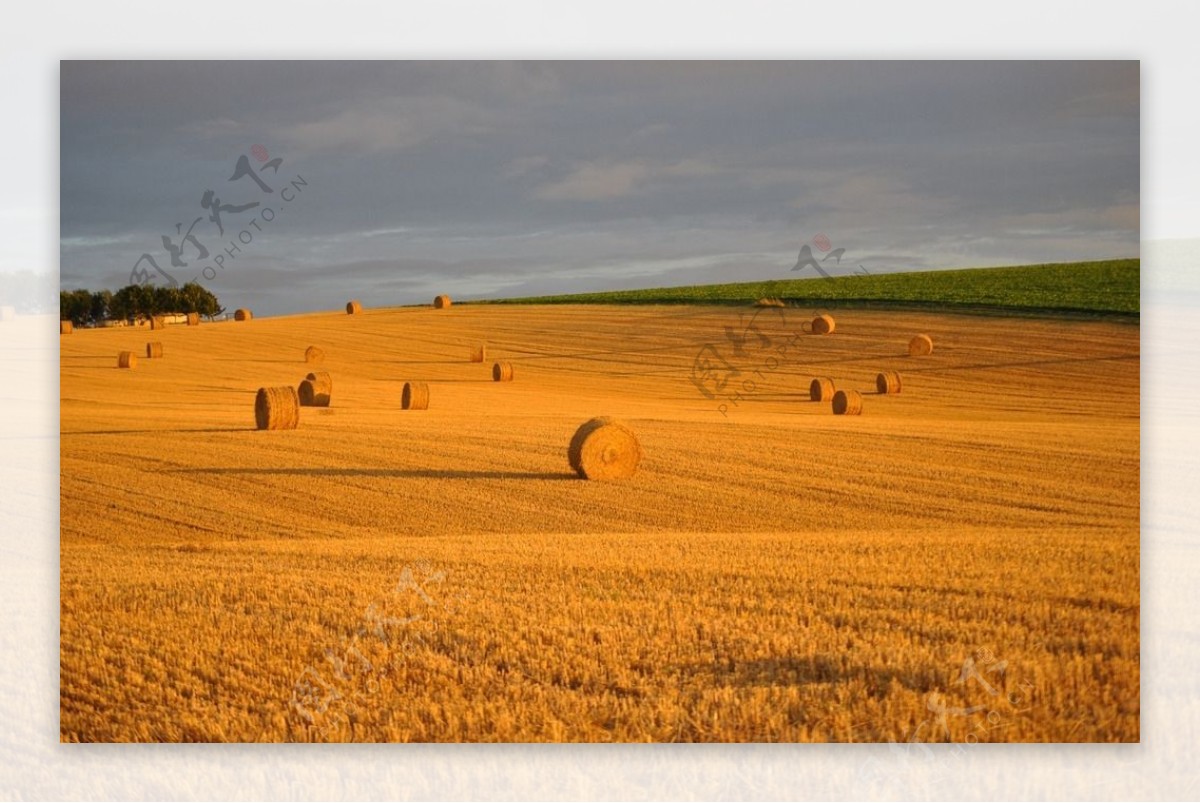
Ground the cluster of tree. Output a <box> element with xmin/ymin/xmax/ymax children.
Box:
<box><xmin>60</xmin><ymin>283</ymin><xmax>224</xmax><ymax>327</ymax></box>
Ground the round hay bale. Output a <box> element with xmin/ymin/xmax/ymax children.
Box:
<box><xmin>297</xmin><ymin>379</ymin><xmax>327</xmax><ymax>407</ymax></box>
<box><xmin>117</xmin><ymin>351</ymin><xmax>137</xmax><ymax>369</ymax></box>
<box><xmin>832</xmin><ymin>389</ymin><xmax>863</xmax><ymax>415</ymax></box>
<box><xmin>811</xmin><ymin>314</ymin><xmax>836</xmax><ymax>335</ymax></box>
<box><xmin>492</xmin><ymin>361</ymin><xmax>514</xmax><ymax>382</ymax></box>
<box><xmin>909</xmin><ymin>334</ymin><xmax>934</xmax><ymax>356</ymax></box>
<box><xmin>469</xmin><ymin>343</ymin><xmax>487</xmax><ymax>363</ymax></box>
<box><xmin>304</xmin><ymin>345</ymin><xmax>325</xmax><ymax>364</ymax></box>
<box><xmin>401</xmin><ymin>381</ymin><xmax>430</xmax><ymax>410</ymax></box>
<box><xmin>809</xmin><ymin>377</ymin><xmax>835</xmax><ymax>402</ymax></box>
<box><xmin>298</xmin><ymin>371</ymin><xmax>332</xmax><ymax>407</ymax></box>
<box><xmin>60</xmin><ymin>320</ymin><xmax>74</xmax><ymax>335</ymax></box>
<box><xmin>186</xmin><ymin>312</ymin><xmax>200</xmax><ymax>326</ymax></box>
<box><xmin>433</xmin><ymin>294</ymin><xmax>452</xmax><ymax>309</ymax></box>
<box><xmin>145</xmin><ymin>342</ymin><xmax>163</xmax><ymax>359</ymax></box>
<box><xmin>234</xmin><ymin>308</ymin><xmax>252</xmax><ymax>321</ymax></box>
<box><xmin>876</xmin><ymin>370</ymin><xmax>902</xmax><ymax>395</ymax></box>
<box><xmin>346</xmin><ymin>300</ymin><xmax>363</xmax><ymax>315</ymax></box>
<box><xmin>149</xmin><ymin>316</ymin><xmax>166</xmax><ymax>330</ymax></box>
<box><xmin>568</xmin><ymin>417</ymin><xmax>642</xmax><ymax>481</ymax></box>
<box><xmin>255</xmin><ymin>386</ymin><xmax>300</xmax><ymax>430</ymax></box>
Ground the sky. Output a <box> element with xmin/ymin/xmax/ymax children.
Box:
<box><xmin>59</xmin><ymin>60</ymin><xmax>1140</xmax><ymax>316</ymax></box>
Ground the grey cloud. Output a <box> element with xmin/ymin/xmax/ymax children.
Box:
<box><xmin>532</xmin><ymin>158</ymin><xmax>722</xmax><ymax>201</ymax></box>
<box><xmin>60</xmin><ymin>61</ymin><xmax>1139</xmax><ymax>316</ymax></box>
<box><xmin>277</xmin><ymin>95</ymin><xmax>496</xmax><ymax>155</ymax></box>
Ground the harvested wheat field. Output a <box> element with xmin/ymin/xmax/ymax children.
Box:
<box><xmin>59</xmin><ymin>302</ymin><xmax>1139</xmax><ymax>743</ymax></box>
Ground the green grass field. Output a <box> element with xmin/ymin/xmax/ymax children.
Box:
<box><xmin>476</xmin><ymin>259</ymin><xmax>1139</xmax><ymax>316</ymax></box>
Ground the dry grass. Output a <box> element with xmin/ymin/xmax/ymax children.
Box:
<box><xmin>255</xmin><ymin>386</ymin><xmax>299</xmax><ymax>430</ymax></box>
<box><xmin>59</xmin><ymin>304</ymin><xmax>1140</xmax><ymax>743</ymax></box>
<box><xmin>58</xmin><ymin>528</ymin><xmax>1139</xmax><ymax>743</ymax></box>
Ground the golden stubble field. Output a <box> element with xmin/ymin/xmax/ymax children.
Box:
<box><xmin>59</xmin><ymin>303</ymin><xmax>1139</xmax><ymax>742</ymax></box>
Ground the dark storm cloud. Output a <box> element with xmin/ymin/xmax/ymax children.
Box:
<box><xmin>60</xmin><ymin>61</ymin><xmax>1139</xmax><ymax>316</ymax></box>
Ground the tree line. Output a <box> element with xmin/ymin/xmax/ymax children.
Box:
<box><xmin>60</xmin><ymin>283</ymin><xmax>224</xmax><ymax>327</ymax></box>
